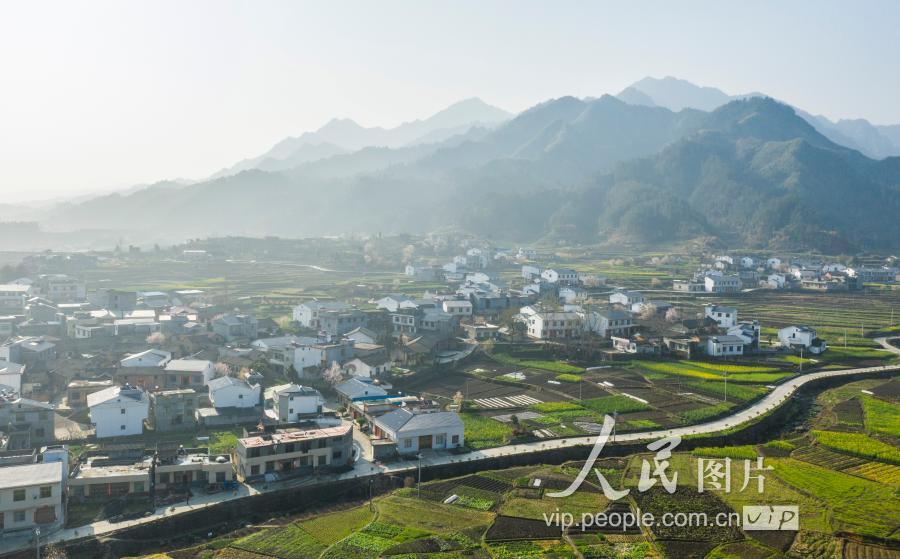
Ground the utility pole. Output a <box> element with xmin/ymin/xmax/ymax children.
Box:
<box><xmin>612</xmin><ymin>410</ymin><xmax>618</xmax><ymax>443</ymax></box>
<box><xmin>799</xmin><ymin>346</ymin><xmax>803</xmax><ymax>373</ymax></box>
<box><xmin>34</xmin><ymin>527</ymin><xmax>41</xmax><ymax>559</ymax></box>
<box><xmin>723</xmin><ymin>370</ymin><xmax>728</xmax><ymax>402</ymax></box>
<box><xmin>417</xmin><ymin>454</ymin><xmax>422</xmax><ymax>498</ymax></box>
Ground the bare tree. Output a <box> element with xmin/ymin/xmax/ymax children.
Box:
<box><xmin>453</xmin><ymin>390</ymin><xmax>465</xmax><ymax>408</ymax></box>
<box><xmin>639</xmin><ymin>303</ymin><xmax>658</xmax><ymax>320</ymax></box>
<box><xmin>214</xmin><ymin>362</ymin><xmax>230</xmax><ymax>378</ymax></box>
<box><xmin>146</xmin><ymin>332</ymin><xmax>166</xmax><ymax>345</ymax></box>
<box><xmin>665</xmin><ymin>307</ymin><xmax>683</xmax><ymax>323</ymax></box>
<box><xmin>323</xmin><ymin>361</ymin><xmax>344</xmax><ymax>386</ymax></box>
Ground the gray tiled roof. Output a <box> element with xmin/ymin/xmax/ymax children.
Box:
<box><xmin>374</xmin><ymin>408</ymin><xmax>463</xmax><ymax>434</ymax></box>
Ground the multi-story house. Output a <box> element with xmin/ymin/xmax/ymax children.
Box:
<box><xmin>212</xmin><ymin>314</ymin><xmax>258</xmax><ymax>341</ymax></box>
<box><xmin>0</xmin><ymin>461</ymin><xmax>64</xmax><ymax>534</ymax></box>
<box><xmin>234</xmin><ymin>423</ymin><xmax>353</xmax><ymax>480</ymax></box>
<box><xmin>0</xmin><ymin>391</ymin><xmax>55</xmax><ymax>449</ymax></box>
<box><xmin>87</xmin><ymin>385</ymin><xmax>149</xmax><ymax>438</ymax></box>
<box><xmin>265</xmin><ymin>384</ymin><xmax>323</xmax><ymax>423</ymax></box>
<box><xmin>292</xmin><ymin>300</ymin><xmax>352</xmax><ymax>329</ymax></box>
<box><xmin>704</xmin><ymin>305</ymin><xmax>738</xmax><ymax>329</ymax></box>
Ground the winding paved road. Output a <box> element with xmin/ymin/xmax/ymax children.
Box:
<box><xmin>4</xmin><ymin>362</ymin><xmax>898</xmax><ymax>555</ymax></box>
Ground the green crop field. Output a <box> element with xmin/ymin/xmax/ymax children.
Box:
<box><xmin>691</xmin><ymin>445</ymin><xmax>758</xmax><ymax>460</ymax></box>
<box><xmin>769</xmin><ymin>458</ymin><xmax>900</xmax><ymax>538</ymax></box>
<box><xmin>459</xmin><ymin>412</ymin><xmax>513</xmax><ymax>449</ymax></box>
<box><xmin>581</xmin><ymin>394</ymin><xmax>651</xmax><ymax>414</ymax></box>
<box><xmin>812</xmin><ymin>430</ymin><xmax>900</xmax><ymax>464</ymax></box>
<box><xmin>861</xmin><ymin>394</ymin><xmax>900</xmax><ymax>437</ymax></box>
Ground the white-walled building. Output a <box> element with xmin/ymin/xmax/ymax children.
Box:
<box><xmin>164</xmin><ymin>359</ymin><xmax>215</xmax><ymax>387</ymax></box>
<box><xmin>0</xmin><ymin>360</ymin><xmax>25</xmax><ymax>393</ymax></box>
<box><xmin>120</xmin><ymin>348</ymin><xmax>172</xmax><ymax>368</ymax></box>
<box><xmin>704</xmin><ymin>305</ymin><xmax>738</xmax><ymax>329</ymax></box>
<box><xmin>585</xmin><ymin>309</ymin><xmax>635</xmax><ymax>338</ymax></box>
<box><xmin>342</xmin><ymin>356</ymin><xmax>393</xmax><ymax>379</ymax></box>
<box><xmin>767</xmin><ymin>273</ymin><xmax>787</xmax><ymax>289</ymax></box>
<box><xmin>524</xmin><ymin>310</ymin><xmax>582</xmax><ymax>339</ymax></box>
<box><xmin>292</xmin><ymin>300</ymin><xmax>352</xmax><ymax>329</ymax></box>
<box><xmin>88</xmin><ymin>385</ymin><xmax>149</xmax><ymax>438</ymax></box>
<box><xmin>609</xmin><ymin>290</ymin><xmax>644</xmax><ymax>307</ymax></box>
<box><xmin>265</xmin><ymin>384</ymin><xmax>324</xmax><ymax>423</ymax></box>
<box><xmin>442</xmin><ymin>299</ymin><xmax>473</xmax><ymax>317</ymax></box>
<box><xmin>706</xmin><ymin>335</ymin><xmax>745</xmax><ymax>357</ymax></box>
<box><xmin>208</xmin><ymin>375</ymin><xmax>261</xmax><ymax>409</ymax></box>
<box><xmin>0</xmin><ymin>284</ymin><xmax>31</xmax><ymax>313</ymax></box>
<box><xmin>372</xmin><ymin>409</ymin><xmax>464</xmax><ymax>454</ymax></box>
<box><xmin>541</xmin><ymin>268</ymin><xmax>579</xmax><ymax>285</ymax></box>
<box><xmin>0</xmin><ymin>461</ymin><xmax>65</xmax><ymax>534</ymax></box>
<box><xmin>778</xmin><ymin>326</ymin><xmax>828</xmax><ymax>354</ymax></box>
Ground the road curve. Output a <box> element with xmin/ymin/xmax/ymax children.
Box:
<box><xmin>875</xmin><ymin>336</ymin><xmax>900</xmax><ymax>355</ymax></box>
<box><xmin>406</xmin><ymin>363</ymin><xmax>900</xmax><ymax>467</ymax></box>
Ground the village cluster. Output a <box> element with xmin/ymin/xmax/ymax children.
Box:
<box><xmin>0</xmin><ymin>247</ymin><xmax>897</xmax><ymax>540</ymax></box>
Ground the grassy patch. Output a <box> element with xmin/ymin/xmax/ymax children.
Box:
<box><xmin>460</xmin><ymin>412</ymin><xmax>513</xmax><ymax>449</ymax></box>
<box><xmin>555</xmin><ymin>373</ymin><xmax>582</xmax><ymax>383</ymax></box>
<box><xmin>376</xmin><ymin>495</ymin><xmax>495</xmax><ymax>533</ymax></box>
<box><xmin>492</xmin><ymin>352</ymin><xmax>584</xmax><ymax>374</ymax></box>
<box><xmin>581</xmin><ymin>394</ymin><xmax>651</xmax><ymax>414</ymax></box>
<box><xmin>860</xmin><ymin>395</ymin><xmax>900</xmax><ymax>437</ymax></box>
<box><xmin>298</xmin><ymin>505</ymin><xmax>376</xmax><ymax>545</ymax></box>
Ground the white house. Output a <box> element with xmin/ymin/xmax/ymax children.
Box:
<box><xmin>345</xmin><ymin>326</ymin><xmax>378</xmax><ymax>345</ymax></box>
<box><xmin>87</xmin><ymin>385</ymin><xmax>149</xmax><ymax>438</ymax></box>
<box><xmin>585</xmin><ymin>309</ymin><xmax>635</xmax><ymax>338</ymax></box>
<box><xmin>706</xmin><ymin>335</ymin><xmax>745</xmax><ymax>357</ymax></box>
<box><xmin>442</xmin><ymin>299</ymin><xmax>473</xmax><ymax>317</ymax></box>
<box><xmin>120</xmin><ymin>348</ymin><xmax>172</xmax><ymax>368</ymax></box>
<box><xmin>704</xmin><ymin>305</ymin><xmax>738</xmax><ymax>329</ymax></box>
<box><xmin>164</xmin><ymin>359</ymin><xmax>215</xmax><ymax>387</ymax></box>
<box><xmin>822</xmin><ymin>263</ymin><xmax>847</xmax><ymax>273</ymax></box>
<box><xmin>521</xmin><ymin>265</ymin><xmax>542</xmax><ymax>280</ymax></box>
<box><xmin>541</xmin><ymin>268</ymin><xmax>579</xmax><ymax>285</ymax></box>
<box><xmin>0</xmin><ymin>284</ymin><xmax>31</xmax><ymax>313</ymax></box>
<box><xmin>559</xmin><ymin>287</ymin><xmax>588</xmax><ymax>305</ymax></box>
<box><xmin>767</xmin><ymin>274</ymin><xmax>787</xmax><ymax>289</ymax></box>
<box><xmin>524</xmin><ymin>310</ymin><xmax>582</xmax><ymax>339</ymax></box>
<box><xmin>740</xmin><ymin>257</ymin><xmax>756</xmax><ymax>269</ymax></box>
<box><xmin>265</xmin><ymin>384</ymin><xmax>324</xmax><ymax>423</ymax></box>
<box><xmin>778</xmin><ymin>326</ymin><xmax>827</xmax><ymax>354</ymax></box>
<box><xmin>0</xmin><ymin>360</ymin><xmax>25</xmax><ymax>393</ymax></box>
<box><xmin>292</xmin><ymin>300</ymin><xmax>351</xmax><ymax>329</ymax></box>
<box><xmin>372</xmin><ymin>409</ymin><xmax>464</xmax><ymax>454</ymax></box>
<box><xmin>766</xmin><ymin>257</ymin><xmax>782</xmax><ymax>270</ymax></box>
<box><xmin>0</xmin><ymin>461</ymin><xmax>65</xmax><ymax>534</ymax></box>
<box><xmin>609</xmin><ymin>290</ymin><xmax>644</xmax><ymax>307</ymax></box>
<box><xmin>342</xmin><ymin>356</ymin><xmax>393</xmax><ymax>379</ymax></box>
<box><xmin>374</xmin><ymin>294</ymin><xmax>416</xmax><ymax>312</ymax></box>
<box><xmin>208</xmin><ymin>375</ymin><xmax>261</xmax><ymax>409</ymax></box>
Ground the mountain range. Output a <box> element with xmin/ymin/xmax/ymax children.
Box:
<box><xmin>618</xmin><ymin>76</ymin><xmax>900</xmax><ymax>160</ymax></box>
<box><xmin>14</xmin><ymin>79</ymin><xmax>900</xmax><ymax>253</ymax></box>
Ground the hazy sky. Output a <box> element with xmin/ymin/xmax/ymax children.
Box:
<box><xmin>1</xmin><ymin>0</ymin><xmax>899</xmax><ymax>202</ymax></box>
